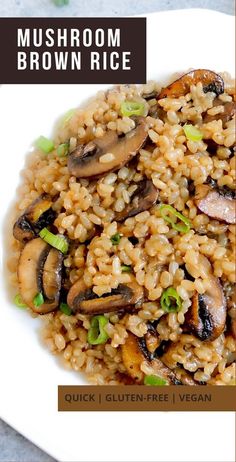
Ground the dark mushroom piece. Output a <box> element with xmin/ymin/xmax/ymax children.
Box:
<box><xmin>121</xmin><ymin>332</ymin><xmax>145</xmax><ymax>382</ymax></box>
<box><xmin>121</xmin><ymin>333</ymin><xmax>182</xmax><ymax>384</ymax></box>
<box><xmin>184</xmin><ymin>275</ymin><xmax>226</xmax><ymax>341</ymax></box>
<box><xmin>18</xmin><ymin>238</ymin><xmax>63</xmax><ymax>314</ymax></box>
<box><xmin>203</xmin><ymin>100</ymin><xmax>236</xmax><ymax>126</ymax></box>
<box><xmin>67</xmin><ymin>276</ymin><xmax>144</xmax><ymax>315</ymax></box>
<box><xmin>68</xmin><ymin>117</ymin><xmax>148</xmax><ymax>178</ymax></box>
<box><xmin>158</xmin><ymin>69</ymin><xmax>224</xmax><ymax>99</ymax></box>
<box><xmin>224</xmin><ymin>283</ymin><xmax>236</xmax><ymax>339</ymax></box>
<box><xmin>13</xmin><ymin>194</ymin><xmax>56</xmax><ymax>243</ymax></box>
<box><xmin>195</xmin><ymin>184</ymin><xmax>236</xmax><ymax>224</ymax></box>
<box><xmin>115</xmin><ymin>179</ymin><xmax>159</xmax><ymax>222</ymax></box>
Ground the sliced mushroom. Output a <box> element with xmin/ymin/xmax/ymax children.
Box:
<box><xmin>121</xmin><ymin>332</ymin><xmax>145</xmax><ymax>382</ymax></box>
<box><xmin>158</xmin><ymin>69</ymin><xmax>224</xmax><ymax>99</ymax></box>
<box><xmin>184</xmin><ymin>276</ymin><xmax>226</xmax><ymax>341</ymax></box>
<box><xmin>195</xmin><ymin>184</ymin><xmax>236</xmax><ymax>224</ymax></box>
<box><xmin>225</xmin><ymin>283</ymin><xmax>236</xmax><ymax>339</ymax></box>
<box><xmin>68</xmin><ymin>117</ymin><xmax>148</xmax><ymax>178</ymax></box>
<box><xmin>203</xmin><ymin>100</ymin><xmax>236</xmax><ymax>126</ymax></box>
<box><xmin>115</xmin><ymin>179</ymin><xmax>159</xmax><ymax>221</ymax></box>
<box><xmin>121</xmin><ymin>333</ymin><xmax>182</xmax><ymax>384</ymax></box>
<box><xmin>67</xmin><ymin>276</ymin><xmax>144</xmax><ymax>315</ymax></box>
<box><xmin>18</xmin><ymin>238</ymin><xmax>63</xmax><ymax>314</ymax></box>
<box><xmin>13</xmin><ymin>195</ymin><xmax>56</xmax><ymax>242</ymax></box>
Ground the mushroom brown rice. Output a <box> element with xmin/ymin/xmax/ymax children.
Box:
<box><xmin>9</xmin><ymin>70</ymin><xmax>236</xmax><ymax>385</ymax></box>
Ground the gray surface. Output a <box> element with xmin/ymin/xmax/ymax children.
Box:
<box><xmin>0</xmin><ymin>1</ymin><xmax>234</xmax><ymax>462</ymax></box>
<box><xmin>0</xmin><ymin>420</ymin><xmax>55</xmax><ymax>462</ymax></box>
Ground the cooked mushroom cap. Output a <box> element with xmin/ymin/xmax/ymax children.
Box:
<box><xmin>121</xmin><ymin>333</ymin><xmax>145</xmax><ymax>382</ymax></box>
<box><xmin>184</xmin><ymin>276</ymin><xmax>226</xmax><ymax>341</ymax></box>
<box><xmin>121</xmin><ymin>333</ymin><xmax>183</xmax><ymax>385</ymax></box>
<box><xmin>18</xmin><ymin>238</ymin><xmax>63</xmax><ymax>314</ymax></box>
<box><xmin>203</xmin><ymin>100</ymin><xmax>236</xmax><ymax>126</ymax></box>
<box><xmin>67</xmin><ymin>276</ymin><xmax>144</xmax><ymax>315</ymax></box>
<box><xmin>195</xmin><ymin>184</ymin><xmax>236</xmax><ymax>224</ymax></box>
<box><xmin>13</xmin><ymin>195</ymin><xmax>56</xmax><ymax>242</ymax></box>
<box><xmin>68</xmin><ymin>117</ymin><xmax>148</xmax><ymax>178</ymax></box>
<box><xmin>158</xmin><ymin>69</ymin><xmax>224</xmax><ymax>99</ymax></box>
<box><xmin>225</xmin><ymin>283</ymin><xmax>236</xmax><ymax>339</ymax></box>
<box><xmin>115</xmin><ymin>179</ymin><xmax>159</xmax><ymax>222</ymax></box>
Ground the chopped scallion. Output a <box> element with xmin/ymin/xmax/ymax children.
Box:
<box><xmin>87</xmin><ymin>315</ymin><xmax>109</xmax><ymax>345</ymax></box>
<box><xmin>36</xmin><ymin>136</ymin><xmax>54</xmax><ymax>153</ymax></box>
<box><xmin>160</xmin><ymin>287</ymin><xmax>182</xmax><ymax>313</ymax></box>
<box><xmin>60</xmin><ymin>303</ymin><xmax>72</xmax><ymax>316</ymax></box>
<box><xmin>144</xmin><ymin>375</ymin><xmax>167</xmax><ymax>386</ymax></box>
<box><xmin>61</xmin><ymin>108</ymin><xmax>75</xmax><ymax>125</ymax></box>
<box><xmin>183</xmin><ymin>124</ymin><xmax>203</xmax><ymax>141</ymax></box>
<box><xmin>121</xmin><ymin>101</ymin><xmax>145</xmax><ymax>117</ymax></box>
<box><xmin>33</xmin><ymin>292</ymin><xmax>44</xmax><ymax>308</ymax></box>
<box><xmin>111</xmin><ymin>233</ymin><xmax>121</xmax><ymax>245</ymax></box>
<box><xmin>39</xmin><ymin>228</ymin><xmax>69</xmax><ymax>254</ymax></box>
<box><xmin>14</xmin><ymin>293</ymin><xmax>26</xmax><ymax>308</ymax></box>
<box><xmin>57</xmin><ymin>142</ymin><xmax>69</xmax><ymax>157</ymax></box>
<box><xmin>160</xmin><ymin>204</ymin><xmax>191</xmax><ymax>234</ymax></box>
<box><xmin>121</xmin><ymin>265</ymin><xmax>132</xmax><ymax>273</ymax></box>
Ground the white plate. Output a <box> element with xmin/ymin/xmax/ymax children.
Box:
<box><xmin>0</xmin><ymin>9</ymin><xmax>235</xmax><ymax>462</ymax></box>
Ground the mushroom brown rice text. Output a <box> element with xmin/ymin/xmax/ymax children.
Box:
<box><xmin>9</xmin><ymin>69</ymin><xmax>236</xmax><ymax>385</ymax></box>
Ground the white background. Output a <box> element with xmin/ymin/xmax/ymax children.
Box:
<box><xmin>0</xmin><ymin>9</ymin><xmax>235</xmax><ymax>462</ymax></box>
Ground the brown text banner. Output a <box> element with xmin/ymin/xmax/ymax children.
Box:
<box><xmin>0</xmin><ymin>18</ymin><xmax>146</xmax><ymax>84</ymax></box>
<box><xmin>58</xmin><ymin>386</ymin><xmax>236</xmax><ymax>411</ymax></box>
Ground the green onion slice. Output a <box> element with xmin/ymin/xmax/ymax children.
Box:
<box><xmin>183</xmin><ymin>124</ymin><xmax>203</xmax><ymax>141</ymax></box>
<box><xmin>160</xmin><ymin>287</ymin><xmax>182</xmax><ymax>313</ymax></box>
<box><xmin>33</xmin><ymin>292</ymin><xmax>44</xmax><ymax>308</ymax></box>
<box><xmin>36</xmin><ymin>136</ymin><xmax>54</xmax><ymax>153</ymax></box>
<box><xmin>121</xmin><ymin>265</ymin><xmax>132</xmax><ymax>273</ymax></box>
<box><xmin>121</xmin><ymin>101</ymin><xmax>145</xmax><ymax>117</ymax></box>
<box><xmin>14</xmin><ymin>293</ymin><xmax>26</xmax><ymax>308</ymax></box>
<box><xmin>160</xmin><ymin>204</ymin><xmax>191</xmax><ymax>233</ymax></box>
<box><xmin>144</xmin><ymin>375</ymin><xmax>167</xmax><ymax>386</ymax></box>
<box><xmin>39</xmin><ymin>228</ymin><xmax>68</xmax><ymax>254</ymax></box>
<box><xmin>60</xmin><ymin>303</ymin><xmax>72</xmax><ymax>316</ymax></box>
<box><xmin>87</xmin><ymin>315</ymin><xmax>109</xmax><ymax>345</ymax></box>
<box><xmin>61</xmin><ymin>108</ymin><xmax>75</xmax><ymax>125</ymax></box>
<box><xmin>57</xmin><ymin>142</ymin><xmax>69</xmax><ymax>157</ymax></box>
<box><xmin>111</xmin><ymin>233</ymin><xmax>121</xmax><ymax>245</ymax></box>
